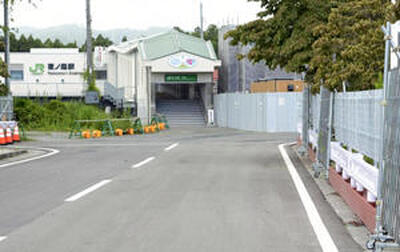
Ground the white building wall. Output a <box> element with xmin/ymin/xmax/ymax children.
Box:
<box><xmin>107</xmin><ymin>52</ymin><xmax>117</xmax><ymax>85</ymax></box>
<box><xmin>0</xmin><ymin>50</ymin><xmax>86</xmax><ymax>84</ymax></box>
<box><xmin>136</xmin><ymin>56</ymin><xmax>150</xmax><ymax>123</ymax></box>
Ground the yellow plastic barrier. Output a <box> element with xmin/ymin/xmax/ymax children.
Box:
<box><xmin>115</xmin><ymin>129</ymin><xmax>124</xmax><ymax>136</ymax></box>
<box><xmin>82</xmin><ymin>130</ymin><xmax>91</xmax><ymax>139</ymax></box>
<box><xmin>127</xmin><ymin>128</ymin><xmax>135</xmax><ymax>135</ymax></box>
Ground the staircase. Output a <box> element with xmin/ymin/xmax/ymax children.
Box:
<box><xmin>157</xmin><ymin>99</ymin><xmax>206</xmax><ymax>127</ymax></box>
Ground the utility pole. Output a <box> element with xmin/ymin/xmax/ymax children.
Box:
<box><xmin>200</xmin><ymin>1</ymin><xmax>204</xmax><ymax>40</ymax></box>
<box><xmin>4</xmin><ymin>0</ymin><xmax>10</xmax><ymax>91</ymax></box>
<box><xmin>86</xmin><ymin>0</ymin><xmax>93</xmax><ymax>86</ymax></box>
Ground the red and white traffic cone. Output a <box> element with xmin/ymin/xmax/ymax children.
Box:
<box><xmin>13</xmin><ymin>126</ymin><xmax>20</xmax><ymax>142</ymax></box>
<box><xmin>5</xmin><ymin>127</ymin><xmax>13</xmax><ymax>144</ymax></box>
<box><xmin>0</xmin><ymin>128</ymin><xmax>6</xmax><ymax>145</ymax></box>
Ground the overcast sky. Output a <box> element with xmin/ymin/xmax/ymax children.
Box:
<box><xmin>5</xmin><ymin>0</ymin><xmax>262</xmax><ymax>30</ymax></box>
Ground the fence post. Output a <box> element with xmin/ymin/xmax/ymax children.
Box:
<box><xmin>367</xmin><ymin>21</ymin><xmax>400</xmax><ymax>252</ymax></box>
<box><xmin>299</xmin><ymin>86</ymin><xmax>310</xmax><ymax>155</ymax></box>
<box><xmin>312</xmin><ymin>86</ymin><xmax>333</xmax><ymax>178</ymax></box>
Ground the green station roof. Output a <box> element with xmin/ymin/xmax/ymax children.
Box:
<box><xmin>109</xmin><ymin>30</ymin><xmax>217</xmax><ymax>61</ymax></box>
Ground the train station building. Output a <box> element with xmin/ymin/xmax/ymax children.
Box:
<box><xmin>2</xmin><ymin>30</ymin><xmax>221</xmax><ymax>125</ymax></box>
<box><xmin>107</xmin><ymin>30</ymin><xmax>221</xmax><ymax>123</ymax></box>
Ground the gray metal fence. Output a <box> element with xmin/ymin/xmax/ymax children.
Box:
<box><xmin>311</xmin><ymin>94</ymin><xmax>321</xmax><ymax>131</ymax></box>
<box><xmin>0</xmin><ymin>95</ymin><xmax>13</xmax><ymax>121</ymax></box>
<box><xmin>334</xmin><ymin>90</ymin><xmax>383</xmax><ymax>162</ymax></box>
<box><xmin>382</xmin><ymin>67</ymin><xmax>400</xmax><ymax>244</ymax></box>
<box><xmin>312</xmin><ymin>87</ymin><xmax>333</xmax><ymax>177</ymax></box>
<box><xmin>215</xmin><ymin>92</ymin><xmax>302</xmax><ymax>133</ymax></box>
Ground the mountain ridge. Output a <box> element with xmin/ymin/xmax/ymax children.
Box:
<box><xmin>12</xmin><ymin>24</ymin><xmax>170</xmax><ymax>46</ymax></box>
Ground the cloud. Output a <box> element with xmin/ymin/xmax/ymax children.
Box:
<box><xmin>3</xmin><ymin>0</ymin><xmax>262</xmax><ymax>30</ymax></box>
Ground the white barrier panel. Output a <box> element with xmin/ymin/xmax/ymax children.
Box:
<box><xmin>297</xmin><ymin>123</ymin><xmax>302</xmax><ymax>135</ymax></box>
<box><xmin>330</xmin><ymin>142</ymin><xmax>379</xmax><ymax>203</ymax></box>
<box><xmin>308</xmin><ymin>130</ymin><xmax>318</xmax><ymax>148</ymax></box>
<box><xmin>351</xmin><ymin>155</ymin><xmax>378</xmax><ymax>201</ymax></box>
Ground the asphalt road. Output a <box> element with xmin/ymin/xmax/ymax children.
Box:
<box><xmin>0</xmin><ymin>127</ymin><xmax>362</xmax><ymax>251</ymax></box>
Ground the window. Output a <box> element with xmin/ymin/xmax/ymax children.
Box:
<box><xmin>61</xmin><ymin>64</ymin><xmax>67</xmax><ymax>70</ymax></box>
<box><xmin>287</xmin><ymin>84</ymin><xmax>294</xmax><ymax>92</ymax></box>
<box><xmin>68</xmin><ymin>64</ymin><xmax>75</xmax><ymax>70</ymax></box>
<box><xmin>10</xmin><ymin>70</ymin><xmax>24</xmax><ymax>81</ymax></box>
<box><xmin>95</xmin><ymin>70</ymin><xmax>107</xmax><ymax>80</ymax></box>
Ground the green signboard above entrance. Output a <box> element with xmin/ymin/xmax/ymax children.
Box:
<box><xmin>165</xmin><ymin>74</ymin><xmax>198</xmax><ymax>82</ymax></box>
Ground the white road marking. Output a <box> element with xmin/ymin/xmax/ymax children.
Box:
<box><xmin>165</xmin><ymin>143</ymin><xmax>179</xmax><ymax>151</ymax></box>
<box><xmin>132</xmin><ymin>157</ymin><xmax>155</xmax><ymax>168</ymax></box>
<box><xmin>50</xmin><ymin>143</ymin><xmax>167</xmax><ymax>148</ymax></box>
<box><xmin>65</xmin><ymin>180</ymin><xmax>112</xmax><ymax>202</ymax></box>
<box><xmin>0</xmin><ymin>147</ymin><xmax>59</xmax><ymax>168</ymax></box>
<box><xmin>0</xmin><ymin>236</ymin><xmax>6</xmax><ymax>242</ymax></box>
<box><xmin>279</xmin><ymin>143</ymin><xmax>338</xmax><ymax>252</ymax></box>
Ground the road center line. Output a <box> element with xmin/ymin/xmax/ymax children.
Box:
<box><xmin>0</xmin><ymin>236</ymin><xmax>7</xmax><ymax>242</ymax></box>
<box><xmin>165</xmin><ymin>143</ymin><xmax>179</xmax><ymax>151</ymax></box>
<box><xmin>132</xmin><ymin>157</ymin><xmax>155</xmax><ymax>168</ymax></box>
<box><xmin>65</xmin><ymin>180</ymin><xmax>112</xmax><ymax>202</ymax></box>
<box><xmin>278</xmin><ymin>144</ymin><xmax>338</xmax><ymax>252</ymax></box>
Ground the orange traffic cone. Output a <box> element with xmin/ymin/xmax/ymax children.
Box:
<box><xmin>0</xmin><ymin>128</ymin><xmax>6</xmax><ymax>145</ymax></box>
<box><xmin>5</xmin><ymin>128</ymin><xmax>13</xmax><ymax>144</ymax></box>
<box><xmin>13</xmin><ymin>126</ymin><xmax>20</xmax><ymax>142</ymax></box>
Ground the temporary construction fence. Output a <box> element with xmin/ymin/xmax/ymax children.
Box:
<box><xmin>334</xmin><ymin>90</ymin><xmax>383</xmax><ymax>163</ymax></box>
<box><xmin>381</xmin><ymin>66</ymin><xmax>400</xmax><ymax>247</ymax></box>
<box><xmin>0</xmin><ymin>95</ymin><xmax>13</xmax><ymax>121</ymax></box>
<box><xmin>214</xmin><ymin>92</ymin><xmax>302</xmax><ymax>133</ymax></box>
<box><xmin>313</xmin><ymin>87</ymin><xmax>333</xmax><ymax>178</ymax></box>
<box><xmin>302</xmin><ymin>22</ymin><xmax>400</xmax><ymax>251</ymax></box>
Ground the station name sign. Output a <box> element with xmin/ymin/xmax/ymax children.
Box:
<box><xmin>165</xmin><ymin>74</ymin><xmax>198</xmax><ymax>82</ymax></box>
<box><xmin>29</xmin><ymin>63</ymin><xmax>81</xmax><ymax>75</ymax></box>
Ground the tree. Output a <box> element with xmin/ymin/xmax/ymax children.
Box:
<box><xmin>225</xmin><ymin>0</ymin><xmax>400</xmax><ymax>91</ymax></box>
<box><xmin>175</xmin><ymin>25</ymin><xmax>219</xmax><ymax>53</ymax></box>
<box><xmin>65</xmin><ymin>41</ymin><xmax>78</xmax><ymax>48</ymax></box>
<box><xmin>32</xmin><ymin>37</ymin><xmax>44</xmax><ymax>48</ymax></box>
<box><xmin>121</xmin><ymin>36</ymin><xmax>128</xmax><ymax>42</ymax></box>
<box><xmin>94</xmin><ymin>34</ymin><xmax>112</xmax><ymax>47</ymax></box>
<box><xmin>311</xmin><ymin>0</ymin><xmax>397</xmax><ymax>91</ymax></box>
<box><xmin>225</xmin><ymin>0</ymin><xmax>334</xmax><ymax>83</ymax></box>
<box><xmin>18</xmin><ymin>34</ymin><xmax>29</xmax><ymax>51</ymax></box>
<box><xmin>43</xmin><ymin>38</ymin><xmax>53</xmax><ymax>48</ymax></box>
<box><xmin>203</xmin><ymin>24</ymin><xmax>218</xmax><ymax>53</ymax></box>
<box><xmin>80</xmin><ymin>34</ymin><xmax>113</xmax><ymax>52</ymax></box>
<box><xmin>52</xmin><ymin>38</ymin><xmax>64</xmax><ymax>48</ymax></box>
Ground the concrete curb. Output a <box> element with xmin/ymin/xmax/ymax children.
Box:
<box><xmin>0</xmin><ymin>149</ymin><xmax>28</xmax><ymax>160</ymax></box>
<box><xmin>290</xmin><ymin>144</ymin><xmax>371</xmax><ymax>251</ymax></box>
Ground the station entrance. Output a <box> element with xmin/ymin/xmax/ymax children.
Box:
<box><xmin>154</xmin><ymin>83</ymin><xmax>210</xmax><ymax>127</ymax></box>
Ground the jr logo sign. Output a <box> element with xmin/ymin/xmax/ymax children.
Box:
<box><xmin>29</xmin><ymin>64</ymin><xmax>45</xmax><ymax>75</ymax></box>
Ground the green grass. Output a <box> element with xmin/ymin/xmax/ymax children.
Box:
<box><xmin>14</xmin><ymin>98</ymin><xmax>131</xmax><ymax>132</ymax></box>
